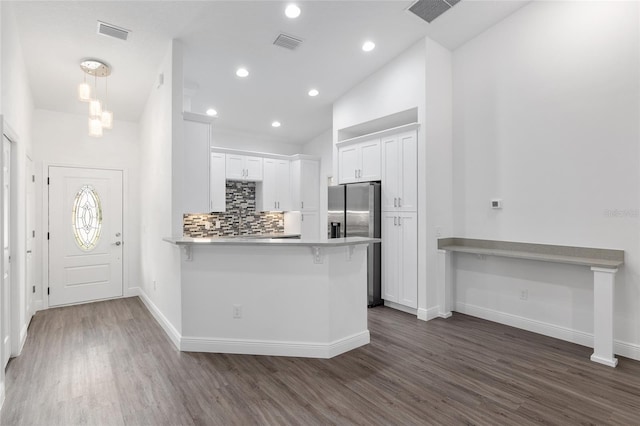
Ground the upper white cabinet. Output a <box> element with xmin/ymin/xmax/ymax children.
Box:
<box><xmin>257</xmin><ymin>159</ymin><xmax>291</xmax><ymax>212</ymax></box>
<box><xmin>226</xmin><ymin>154</ymin><xmax>263</xmax><ymax>181</ymax></box>
<box><xmin>182</xmin><ymin>116</ymin><xmax>212</xmax><ymax>213</ymax></box>
<box><xmin>290</xmin><ymin>159</ymin><xmax>320</xmax><ymax>211</ymax></box>
<box><xmin>210</xmin><ymin>152</ymin><xmax>226</xmax><ymax>212</ymax></box>
<box><xmin>338</xmin><ymin>138</ymin><xmax>381</xmax><ymax>184</ymax></box>
<box><xmin>381</xmin><ymin>130</ymin><xmax>417</xmax><ymax>212</ymax></box>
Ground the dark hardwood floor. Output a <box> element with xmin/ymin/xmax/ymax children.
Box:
<box><xmin>2</xmin><ymin>297</ymin><xmax>640</xmax><ymax>425</ymax></box>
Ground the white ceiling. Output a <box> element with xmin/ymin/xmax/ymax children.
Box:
<box><xmin>8</xmin><ymin>0</ymin><xmax>529</xmax><ymax>145</ymax></box>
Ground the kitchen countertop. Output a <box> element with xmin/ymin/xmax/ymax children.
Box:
<box><xmin>164</xmin><ymin>236</ymin><xmax>380</xmax><ymax>247</ymax></box>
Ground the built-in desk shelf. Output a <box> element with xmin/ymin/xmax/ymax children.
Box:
<box><xmin>437</xmin><ymin>238</ymin><xmax>624</xmax><ymax>368</ymax></box>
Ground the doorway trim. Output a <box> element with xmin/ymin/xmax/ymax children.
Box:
<box><xmin>42</xmin><ymin>162</ymin><xmax>131</xmax><ymax>310</ymax></box>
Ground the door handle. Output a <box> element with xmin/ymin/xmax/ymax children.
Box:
<box><xmin>301</xmin><ymin>201</ymin><xmax>304</xmax><ymax>209</ymax></box>
<box><xmin>394</xmin><ymin>197</ymin><xmax>397</xmax><ymax>207</ymax></box>
<box><xmin>114</xmin><ymin>241</ymin><xmax>122</xmax><ymax>246</ymax></box>
<box><xmin>26</xmin><ymin>250</ymin><xmax>32</xmax><ymax>254</ymax></box>
<box><xmin>398</xmin><ymin>217</ymin><xmax>402</xmax><ymax>226</ymax></box>
<box><xmin>394</xmin><ymin>216</ymin><xmax>397</xmax><ymax>226</ymax></box>
<box><xmin>354</xmin><ymin>169</ymin><xmax>357</xmax><ymax>179</ymax></box>
<box><xmin>398</xmin><ymin>197</ymin><xmax>402</xmax><ymax>207</ymax></box>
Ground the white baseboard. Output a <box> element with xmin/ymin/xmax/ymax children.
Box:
<box><xmin>384</xmin><ymin>300</ymin><xmax>418</xmax><ymax>316</ymax></box>
<box><xmin>124</xmin><ymin>287</ymin><xmax>141</xmax><ymax>297</ymax></box>
<box><xmin>455</xmin><ymin>302</ymin><xmax>640</xmax><ymax>362</ymax></box>
<box><xmin>181</xmin><ymin>331</ymin><xmax>370</xmax><ymax>359</ymax></box>
<box><xmin>136</xmin><ymin>288</ymin><xmax>181</xmax><ymax>350</ymax></box>
<box><xmin>417</xmin><ymin>307</ymin><xmax>440</xmax><ymax>321</ymax></box>
<box><xmin>16</xmin><ymin>323</ymin><xmax>28</xmax><ymax>356</ymax></box>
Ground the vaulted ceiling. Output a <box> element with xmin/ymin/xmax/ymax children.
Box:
<box><xmin>7</xmin><ymin>1</ymin><xmax>529</xmax><ymax>144</ymax></box>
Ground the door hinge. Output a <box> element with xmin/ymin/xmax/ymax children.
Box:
<box><xmin>47</xmin><ymin>287</ymin><xmax>50</xmax><ymax>295</ymax></box>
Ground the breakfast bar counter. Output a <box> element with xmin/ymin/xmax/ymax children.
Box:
<box><xmin>164</xmin><ymin>236</ymin><xmax>379</xmax><ymax>358</ymax></box>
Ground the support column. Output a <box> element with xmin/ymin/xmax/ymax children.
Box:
<box><xmin>437</xmin><ymin>249</ymin><xmax>452</xmax><ymax>318</ymax></box>
<box><xmin>590</xmin><ymin>267</ymin><xmax>618</xmax><ymax>367</ymax></box>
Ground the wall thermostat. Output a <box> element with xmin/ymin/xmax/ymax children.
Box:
<box><xmin>491</xmin><ymin>199</ymin><xmax>503</xmax><ymax>209</ymax></box>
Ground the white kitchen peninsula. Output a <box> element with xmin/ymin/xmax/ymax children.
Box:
<box><xmin>162</xmin><ymin>236</ymin><xmax>378</xmax><ymax>358</ymax></box>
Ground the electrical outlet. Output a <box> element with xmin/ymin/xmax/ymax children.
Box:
<box><xmin>215</xmin><ymin>220</ymin><xmax>221</xmax><ymax>229</ymax></box>
<box><xmin>233</xmin><ymin>304</ymin><xmax>242</xmax><ymax>319</ymax></box>
<box><xmin>520</xmin><ymin>289</ymin><xmax>528</xmax><ymax>301</ymax></box>
<box><xmin>204</xmin><ymin>221</ymin><xmax>211</xmax><ymax>230</ymax></box>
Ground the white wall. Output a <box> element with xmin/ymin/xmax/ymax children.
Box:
<box><xmin>138</xmin><ymin>40</ymin><xmax>183</xmax><ymax>341</ymax></box>
<box><xmin>212</xmin><ymin>127</ymin><xmax>302</xmax><ymax>155</ymax></box>
<box><xmin>31</xmin><ymin>109</ymin><xmax>141</xmax><ymax>304</ymax></box>
<box><xmin>2</xmin><ymin>2</ymin><xmax>35</xmax><ymax>361</ymax></box>
<box><xmin>451</xmin><ymin>1</ymin><xmax>640</xmax><ymax>358</ymax></box>
<box><xmin>302</xmin><ymin>129</ymin><xmax>332</xmax><ymax>237</ymax></box>
<box><xmin>333</xmin><ymin>38</ymin><xmax>453</xmax><ymax>318</ymax></box>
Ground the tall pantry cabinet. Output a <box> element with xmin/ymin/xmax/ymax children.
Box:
<box><xmin>381</xmin><ymin>129</ymin><xmax>418</xmax><ymax>310</ymax></box>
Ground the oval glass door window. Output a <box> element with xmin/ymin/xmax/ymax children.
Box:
<box><xmin>72</xmin><ymin>185</ymin><xmax>103</xmax><ymax>251</ymax></box>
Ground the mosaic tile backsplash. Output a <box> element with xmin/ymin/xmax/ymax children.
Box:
<box><xmin>183</xmin><ymin>181</ymin><xmax>284</xmax><ymax>237</ymax></box>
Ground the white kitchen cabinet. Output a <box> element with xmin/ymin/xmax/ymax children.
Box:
<box><xmin>382</xmin><ymin>130</ymin><xmax>417</xmax><ymax>212</ymax></box>
<box><xmin>337</xmin><ymin>138</ymin><xmax>381</xmax><ymax>184</ymax></box>
<box><xmin>257</xmin><ymin>159</ymin><xmax>291</xmax><ymax>211</ymax></box>
<box><xmin>182</xmin><ymin>116</ymin><xmax>211</xmax><ymax>213</ymax></box>
<box><xmin>301</xmin><ymin>211</ymin><xmax>319</xmax><ymax>239</ymax></box>
<box><xmin>291</xmin><ymin>159</ymin><xmax>320</xmax><ymax>211</ymax></box>
<box><xmin>225</xmin><ymin>154</ymin><xmax>263</xmax><ymax>181</ymax></box>
<box><xmin>210</xmin><ymin>152</ymin><xmax>226</xmax><ymax>212</ymax></box>
<box><xmin>382</xmin><ymin>211</ymin><xmax>417</xmax><ymax>309</ymax></box>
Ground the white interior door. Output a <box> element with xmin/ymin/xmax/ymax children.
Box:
<box><xmin>26</xmin><ymin>156</ymin><xmax>35</xmax><ymax>317</ymax></box>
<box><xmin>2</xmin><ymin>137</ymin><xmax>11</xmax><ymax>368</ymax></box>
<box><xmin>49</xmin><ymin>167</ymin><xmax>123</xmax><ymax>306</ymax></box>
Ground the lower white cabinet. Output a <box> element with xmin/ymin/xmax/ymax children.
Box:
<box><xmin>301</xmin><ymin>211</ymin><xmax>319</xmax><ymax>239</ymax></box>
<box><xmin>382</xmin><ymin>211</ymin><xmax>417</xmax><ymax>309</ymax></box>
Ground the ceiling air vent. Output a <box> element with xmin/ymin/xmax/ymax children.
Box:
<box><xmin>273</xmin><ymin>33</ymin><xmax>303</xmax><ymax>50</ymax></box>
<box><xmin>97</xmin><ymin>21</ymin><xmax>130</xmax><ymax>41</ymax></box>
<box><xmin>408</xmin><ymin>0</ymin><xmax>461</xmax><ymax>23</ymax></box>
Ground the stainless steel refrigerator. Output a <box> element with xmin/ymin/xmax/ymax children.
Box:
<box><xmin>328</xmin><ymin>182</ymin><xmax>382</xmax><ymax>307</ymax></box>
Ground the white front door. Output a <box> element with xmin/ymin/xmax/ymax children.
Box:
<box><xmin>48</xmin><ymin>167</ymin><xmax>123</xmax><ymax>306</ymax></box>
<box><xmin>2</xmin><ymin>137</ymin><xmax>11</xmax><ymax>368</ymax></box>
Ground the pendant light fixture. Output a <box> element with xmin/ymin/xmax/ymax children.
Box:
<box><xmin>78</xmin><ymin>59</ymin><xmax>113</xmax><ymax>137</ymax></box>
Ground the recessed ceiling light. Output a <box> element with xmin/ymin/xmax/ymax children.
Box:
<box><xmin>362</xmin><ymin>41</ymin><xmax>376</xmax><ymax>52</ymax></box>
<box><xmin>272</xmin><ymin>121</ymin><xmax>281</xmax><ymax>128</ymax></box>
<box><xmin>308</xmin><ymin>89</ymin><xmax>319</xmax><ymax>97</ymax></box>
<box><xmin>206</xmin><ymin>108</ymin><xmax>217</xmax><ymax>117</ymax></box>
<box><xmin>236</xmin><ymin>68</ymin><xmax>249</xmax><ymax>78</ymax></box>
<box><xmin>285</xmin><ymin>4</ymin><xmax>301</xmax><ymax>19</ymax></box>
